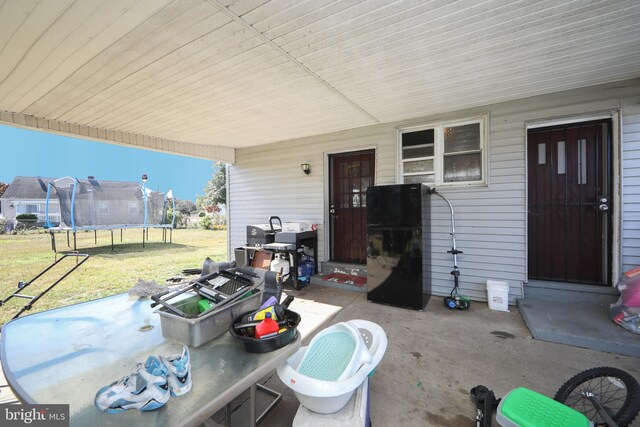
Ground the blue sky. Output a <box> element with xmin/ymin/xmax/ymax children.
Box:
<box><xmin>0</xmin><ymin>125</ymin><xmax>215</xmax><ymax>201</ymax></box>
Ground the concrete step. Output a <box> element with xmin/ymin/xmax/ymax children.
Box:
<box><xmin>517</xmin><ymin>297</ymin><xmax>640</xmax><ymax>357</ymax></box>
<box><xmin>320</xmin><ymin>261</ymin><xmax>367</xmax><ymax>278</ymax></box>
<box><xmin>524</xmin><ymin>280</ymin><xmax>619</xmax><ymax>304</ymax></box>
<box><xmin>310</xmin><ymin>274</ymin><xmax>367</xmax><ymax>293</ymax></box>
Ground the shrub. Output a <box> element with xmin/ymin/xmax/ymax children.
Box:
<box><xmin>198</xmin><ymin>211</ymin><xmax>206</xmax><ymax>217</ymax></box>
<box><xmin>199</xmin><ymin>216</ymin><xmax>213</xmax><ymax>230</ymax></box>
<box><xmin>166</xmin><ymin>208</ymin><xmax>187</xmax><ymax>229</ymax></box>
<box><xmin>16</xmin><ymin>213</ymin><xmax>38</xmax><ymax>221</ymax></box>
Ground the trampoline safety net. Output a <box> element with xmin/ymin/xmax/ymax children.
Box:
<box><xmin>46</xmin><ymin>178</ymin><xmax>174</xmax><ymax>231</ymax></box>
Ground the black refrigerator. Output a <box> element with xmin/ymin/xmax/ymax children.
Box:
<box><xmin>366</xmin><ymin>183</ymin><xmax>431</xmax><ymax>310</ymax></box>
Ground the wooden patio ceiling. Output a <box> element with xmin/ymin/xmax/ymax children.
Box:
<box><xmin>0</xmin><ymin>0</ymin><xmax>639</xmax><ymax>162</ymax></box>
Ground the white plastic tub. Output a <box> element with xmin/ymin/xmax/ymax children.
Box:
<box><xmin>293</xmin><ymin>377</ymin><xmax>369</xmax><ymax>426</ymax></box>
<box><xmin>278</xmin><ymin>319</ymin><xmax>387</xmax><ymax>414</ymax></box>
<box><xmin>486</xmin><ymin>280</ymin><xmax>509</xmax><ymax>312</ymax></box>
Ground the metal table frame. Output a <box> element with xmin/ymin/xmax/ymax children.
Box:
<box><xmin>1</xmin><ymin>293</ymin><xmax>300</xmax><ymax>427</ymax></box>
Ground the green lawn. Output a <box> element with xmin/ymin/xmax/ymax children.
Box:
<box><xmin>0</xmin><ymin>228</ymin><xmax>227</xmax><ymax>325</ymax></box>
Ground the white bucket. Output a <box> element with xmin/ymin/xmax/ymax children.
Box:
<box><xmin>486</xmin><ymin>280</ymin><xmax>509</xmax><ymax>312</ymax></box>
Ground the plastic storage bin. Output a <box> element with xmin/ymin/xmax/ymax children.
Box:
<box><xmin>486</xmin><ymin>280</ymin><xmax>509</xmax><ymax>312</ymax></box>
<box><xmin>283</xmin><ymin>221</ymin><xmax>312</xmax><ymax>232</ymax></box>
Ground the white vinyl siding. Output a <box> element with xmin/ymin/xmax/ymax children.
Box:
<box><xmin>229</xmin><ymin>79</ymin><xmax>640</xmax><ymax>302</ymax></box>
<box><xmin>229</xmin><ymin>127</ymin><xmax>396</xmax><ymax>266</ymax></box>
<box><xmin>622</xmin><ymin>106</ymin><xmax>640</xmax><ymax>272</ymax></box>
<box><xmin>17</xmin><ymin>204</ymin><xmax>39</xmax><ymax>214</ymax></box>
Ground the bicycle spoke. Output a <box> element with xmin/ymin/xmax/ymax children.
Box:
<box><xmin>562</xmin><ymin>376</ymin><xmax>627</xmax><ymax>424</ymax></box>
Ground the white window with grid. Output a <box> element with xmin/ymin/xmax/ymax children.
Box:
<box><xmin>398</xmin><ymin>116</ymin><xmax>488</xmax><ymax>186</ymax></box>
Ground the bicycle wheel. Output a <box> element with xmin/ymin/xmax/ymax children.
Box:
<box><xmin>554</xmin><ymin>367</ymin><xmax>640</xmax><ymax>427</ymax></box>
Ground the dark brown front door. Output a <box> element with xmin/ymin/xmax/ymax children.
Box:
<box><xmin>527</xmin><ymin>120</ymin><xmax>612</xmax><ymax>285</ymax></box>
<box><xmin>329</xmin><ymin>150</ymin><xmax>375</xmax><ymax>264</ymax></box>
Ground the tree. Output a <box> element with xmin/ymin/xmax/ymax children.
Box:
<box><xmin>0</xmin><ymin>182</ymin><xmax>8</xmax><ymax>198</ymax></box>
<box><xmin>197</xmin><ymin>163</ymin><xmax>226</xmax><ymax>209</ymax></box>
<box><xmin>166</xmin><ymin>207</ymin><xmax>187</xmax><ymax>228</ymax></box>
<box><xmin>175</xmin><ymin>199</ymin><xmax>197</xmax><ymax>215</ymax></box>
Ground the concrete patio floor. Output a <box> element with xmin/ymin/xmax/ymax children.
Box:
<box><xmin>227</xmin><ymin>284</ymin><xmax>640</xmax><ymax>427</ymax></box>
<box><xmin>1</xmin><ymin>285</ymin><xmax>638</xmax><ymax>426</ymax></box>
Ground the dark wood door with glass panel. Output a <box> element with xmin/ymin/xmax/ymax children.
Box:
<box><xmin>527</xmin><ymin>120</ymin><xmax>612</xmax><ymax>285</ymax></box>
<box><xmin>329</xmin><ymin>150</ymin><xmax>375</xmax><ymax>263</ymax></box>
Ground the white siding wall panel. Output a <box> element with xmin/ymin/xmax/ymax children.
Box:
<box><xmin>229</xmin><ymin>126</ymin><xmax>396</xmax><ymax>264</ymax></box>
<box><xmin>622</xmin><ymin>105</ymin><xmax>640</xmax><ymax>272</ymax></box>
<box><xmin>230</xmin><ymin>81</ymin><xmax>640</xmax><ymax>302</ymax></box>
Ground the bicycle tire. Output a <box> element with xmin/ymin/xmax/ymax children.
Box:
<box><xmin>554</xmin><ymin>367</ymin><xmax>640</xmax><ymax>427</ymax></box>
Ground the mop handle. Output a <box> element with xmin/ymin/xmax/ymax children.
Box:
<box><xmin>429</xmin><ymin>188</ymin><xmax>455</xmax><ymax>235</ymax></box>
<box><xmin>430</xmin><ymin>188</ymin><xmax>462</xmax><ymax>269</ymax></box>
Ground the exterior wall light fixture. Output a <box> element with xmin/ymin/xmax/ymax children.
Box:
<box><xmin>301</xmin><ymin>163</ymin><xmax>311</xmax><ymax>175</ymax></box>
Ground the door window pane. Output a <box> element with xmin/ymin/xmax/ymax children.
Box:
<box><xmin>578</xmin><ymin>139</ymin><xmax>587</xmax><ymax>185</ymax></box>
<box><xmin>341</xmin><ymin>178</ymin><xmax>349</xmax><ymax>195</ymax></box>
<box><xmin>538</xmin><ymin>143</ymin><xmax>546</xmax><ymax>164</ymax></box>
<box><xmin>444</xmin><ymin>153</ymin><xmax>482</xmax><ymax>182</ymax></box>
<box><xmin>352</xmin><ymin>177</ymin><xmax>361</xmax><ymax>192</ymax></box>
<box><xmin>557</xmin><ymin>141</ymin><xmax>566</xmax><ymax>174</ymax></box>
<box><xmin>444</xmin><ymin>123</ymin><xmax>480</xmax><ymax>153</ymax></box>
<box><xmin>348</xmin><ymin>162</ymin><xmax>360</xmax><ymax>177</ymax></box>
<box><xmin>361</xmin><ymin>177</ymin><xmax>370</xmax><ymax>194</ymax></box>
<box><xmin>361</xmin><ymin>160</ymin><xmax>370</xmax><ymax>176</ymax></box>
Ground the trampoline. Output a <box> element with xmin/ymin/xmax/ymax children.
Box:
<box><xmin>45</xmin><ymin>177</ymin><xmax>175</xmax><ymax>251</ymax></box>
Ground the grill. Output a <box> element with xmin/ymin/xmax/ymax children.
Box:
<box><xmin>246</xmin><ymin>216</ymin><xmax>282</xmax><ymax>246</ymax></box>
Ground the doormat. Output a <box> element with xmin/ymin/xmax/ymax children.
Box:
<box><xmin>322</xmin><ymin>273</ymin><xmax>367</xmax><ymax>287</ymax></box>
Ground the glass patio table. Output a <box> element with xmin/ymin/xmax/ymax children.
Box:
<box><xmin>0</xmin><ymin>293</ymin><xmax>301</xmax><ymax>427</ymax></box>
